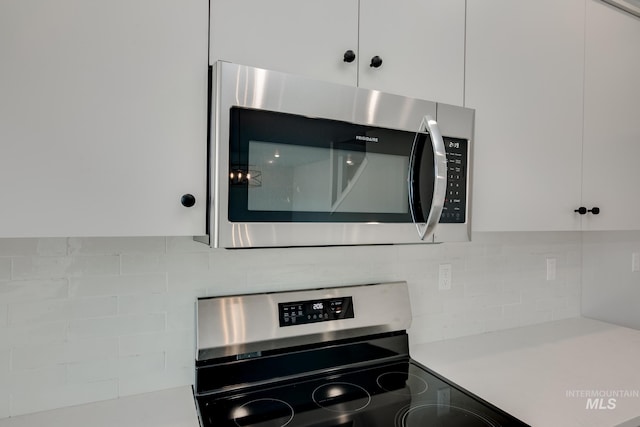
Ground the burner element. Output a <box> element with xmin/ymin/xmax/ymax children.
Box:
<box><xmin>377</xmin><ymin>371</ymin><xmax>429</xmax><ymax>395</ymax></box>
<box><xmin>232</xmin><ymin>398</ymin><xmax>294</xmax><ymax>427</ymax></box>
<box><xmin>398</xmin><ymin>404</ymin><xmax>498</xmax><ymax>427</ymax></box>
<box><xmin>312</xmin><ymin>382</ymin><xmax>371</xmax><ymax>413</ymax></box>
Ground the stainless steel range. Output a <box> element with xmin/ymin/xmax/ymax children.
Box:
<box><xmin>194</xmin><ymin>282</ymin><xmax>529</xmax><ymax>426</ymax></box>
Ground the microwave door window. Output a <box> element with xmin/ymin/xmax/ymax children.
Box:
<box><xmin>228</xmin><ymin>107</ymin><xmax>416</xmax><ymax>223</ymax></box>
<box><xmin>246</xmin><ymin>141</ymin><xmax>409</xmax><ymax>218</ymax></box>
<box><xmin>247</xmin><ymin>141</ymin><xmax>332</xmax><ymax>213</ymax></box>
<box><xmin>330</xmin><ymin>150</ymin><xmax>408</xmax><ymax>215</ymax></box>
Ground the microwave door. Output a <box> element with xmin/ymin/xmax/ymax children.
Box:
<box><xmin>408</xmin><ymin>115</ymin><xmax>447</xmax><ymax>240</ymax></box>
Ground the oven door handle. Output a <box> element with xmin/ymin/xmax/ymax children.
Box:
<box><xmin>408</xmin><ymin>115</ymin><xmax>447</xmax><ymax>241</ymax></box>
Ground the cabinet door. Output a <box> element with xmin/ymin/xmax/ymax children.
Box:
<box><xmin>582</xmin><ymin>0</ymin><xmax>640</xmax><ymax>231</ymax></box>
<box><xmin>466</xmin><ymin>0</ymin><xmax>585</xmax><ymax>232</ymax></box>
<box><xmin>0</xmin><ymin>0</ymin><xmax>208</xmax><ymax>237</ymax></box>
<box><xmin>358</xmin><ymin>0</ymin><xmax>465</xmax><ymax>105</ymax></box>
<box><xmin>210</xmin><ymin>0</ymin><xmax>359</xmax><ymax>86</ymax></box>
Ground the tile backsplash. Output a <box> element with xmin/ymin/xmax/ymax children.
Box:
<box><xmin>0</xmin><ymin>232</ymin><xmax>581</xmax><ymax>418</ymax></box>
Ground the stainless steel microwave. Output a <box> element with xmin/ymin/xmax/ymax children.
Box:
<box><xmin>200</xmin><ymin>61</ymin><xmax>474</xmax><ymax>248</ymax></box>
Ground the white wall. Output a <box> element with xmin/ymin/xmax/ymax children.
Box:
<box><xmin>0</xmin><ymin>232</ymin><xmax>581</xmax><ymax>418</ymax></box>
<box><xmin>582</xmin><ymin>231</ymin><xmax>640</xmax><ymax>329</ymax></box>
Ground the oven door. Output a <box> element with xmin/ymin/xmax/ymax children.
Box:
<box><xmin>209</xmin><ymin>62</ymin><xmax>447</xmax><ymax>248</ymax></box>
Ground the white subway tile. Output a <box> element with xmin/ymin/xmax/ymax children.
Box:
<box><xmin>118</xmin><ymin>352</ymin><xmax>165</xmax><ymax>379</ymax></box>
<box><xmin>0</xmin><ymin>238</ymin><xmax>67</xmax><ymax>257</ymax></box>
<box><xmin>11</xmin><ymin>256</ymin><xmax>120</xmax><ymax>280</ymax></box>
<box><xmin>11</xmin><ymin>337</ymin><xmax>118</xmax><ymax>371</ymax></box>
<box><xmin>166</xmin><ymin>237</ymin><xmax>210</xmax><ymax>253</ymax></box>
<box><xmin>0</xmin><ymin>305</ymin><xmax>7</xmax><ymax>328</ymax></box>
<box><xmin>485</xmin><ymin>315</ymin><xmax>521</xmax><ymax>332</ymax></box>
<box><xmin>118</xmin><ymin>291</ymin><xmax>200</xmax><ymax>316</ymax></box>
<box><xmin>443</xmin><ymin>320</ymin><xmax>485</xmax><ymax>340</ymax></box>
<box><xmin>8</xmin><ymin>365</ymin><xmax>67</xmax><ymax>393</ymax></box>
<box><xmin>0</xmin><ymin>321</ymin><xmax>67</xmax><ymax>350</ymax></box>
<box><xmin>68</xmin><ymin>237</ymin><xmax>166</xmax><ymax>255</ymax></box>
<box><xmin>0</xmin><ymin>389</ymin><xmax>8</xmax><ymax>420</ymax></box>
<box><xmin>0</xmin><ymin>349</ymin><xmax>9</xmax><ymax>419</ymax></box>
<box><xmin>8</xmin><ymin>296</ymin><xmax>117</xmax><ymax>325</ymax></box>
<box><xmin>409</xmin><ymin>313</ymin><xmax>446</xmax><ymax>343</ymax></box>
<box><xmin>0</xmin><ymin>232</ymin><xmax>585</xmax><ymax>418</ymax></box>
<box><xmin>0</xmin><ymin>259</ymin><xmax>10</xmax><ymax>280</ymax></box>
<box><xmin>69</xmin><ymin>274</ymin><xmax>166</xmax><ymax>297</ymax></box>
<box><xmin>118</xmin><ymin>366</ymin><xmax>193</xmax><ymax>398</ymax></box>
<box><xmin>10</xmin><ymin>379</ymin><xmax>118</xmax><ymax>417</ymax></box>
<box><xmin>245</xmin><ymin>263</ymin><xmax>317</xmax><ymax>289</ymax></box>
<box><xmin>205</xmin><ymin>266</ymin><xmax>247</xmax><ymax>294</ymax></box>
<box><xmin>66</xmin><ymin>358</ymin><xmax>118</xmax><ymax>384</ymax></box>
<box><xmin>463</xmin><ymin>280</ymin><xmax>501</xmax><ymax>297</ymax></box>
<box><xmin>552</xmin><ymin>299</ymin><xmax>580</xmax><ymax>320</ymax></box>
<box><xmin>0</xmin><ymin>349</ymin><xmax>9</xmax><ymax>379</ymax></box>
<box><xmin>121</xmin><ymin>253</ymin><xmax>209</xmax><ymax>274</ymax></box>
<box><xmin>166</xmin><ymin>307</ymin><xmax>195</xmax><ymax>331</ymax></box>
<box><xmin>0</xmin><ymin>279</ymin><xmax>68</xmax><ymax>304</ymax></box>
<box><xmin>119</xmin><ymin>330</ymin><xmax>195</xmax><ymax>357</ymax></box>
<box><xmin>535</xmin><ymin>296</ymin><xmax>567</xmax><ymax>312</ymax></box>
<box><xmin>166</xmin><ymin>348</ymin><xmax>195</xmax><ymax>371</ymax></box>
<box><xmin>410</xmin><ymin>294</ymin><xmax>444</xmax><ymax>317</ymax></box>
<box><xmin>167</xmin><ymin>271</ymin><xmax>213</xmax><ymax>293</ymax></box>
<box><xmin>67</xmin><ymin>313</ymin><xmax>166</xmax><ymax>340</ymax></box>
<box><xmin>117</xmin><ymin>294</ymin><xmax>167</xmax><ymax>315</ymax></box>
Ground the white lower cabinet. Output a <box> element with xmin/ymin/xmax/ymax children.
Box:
<box><xmin>0</xmin><ymin>0</ymin><xmax>208</xmax><ymax>237</ymax></box>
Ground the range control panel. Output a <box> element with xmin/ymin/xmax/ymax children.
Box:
<box><xmin>440</xmin><ymin>137</ymin><xmax>468</xmax><ymax>224</ymax></box>
<box><xmin>278</xmin><ymin>296</ymin><xmax>354</xmax><ymax>327</ymax></box>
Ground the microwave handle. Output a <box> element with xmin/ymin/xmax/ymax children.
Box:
<box><xmin>408</xmin><ymin>115</ymin><xmax>448</xmax><ymax>240</ymax></box>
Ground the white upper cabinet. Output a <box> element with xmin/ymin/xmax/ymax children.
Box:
<box><xmin>210</xmin><ymin>0</ymin><xmax>465</xmax><ymax>104</ymax></box>
<box><xmin>0</xmin><ymin>0</ymin><xmax>208</xmax><ymax>237</ymax></box>
<box><xmin>358</xmin><ymin>0</ymin><xmax>465</xmax><ymax>104</ymax></box>
<box><xmin>467</xmin><ymin>0</ymin><xmax>586</xmax><ymax>232</ymax></box>
<box><xmin>210</xmin><ymin>0</ymin><xmax>360</xmax><ymax>86</ymax></box>
<box><xmin>582</xmin><ymin>0</ymin><xmax>640</xmax><ymax>230</ymax></box>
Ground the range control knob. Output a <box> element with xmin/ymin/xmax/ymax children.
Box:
<box><xmin>181</xmin><ymin>194</ymin><xmax>196</xmax><ymax>208</ymax></box>
<box><xmin>370</xmin><ymin>55</ymin><xmax>383</xmax><ymax>68</ymax></box>
<box><xmin>343</xmin><ymin>50</ymin><xmax>356</xmax><ymax>63</ymax></box>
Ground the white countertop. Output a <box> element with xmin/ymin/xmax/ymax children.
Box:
<box><xmin>411</xmin><ymin>317</ymin><xmax>640</xmax><ymax>427</ymax></box>
<box><xmin>0</xmin><ymin>386</ymin><xmax>199</xmax><ymax>427</ymax></box>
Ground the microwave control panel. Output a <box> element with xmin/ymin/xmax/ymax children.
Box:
<box><xmin>279</xmin><ymin>296</ymin><xmax>354</xmax><ymax>327</ymax></box>
<box><xmin>440</xmin><ymin>137</ymin><xmax>468</xmax><ymax>224</ymax></box>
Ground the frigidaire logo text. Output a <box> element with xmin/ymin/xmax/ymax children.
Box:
<box><xmin>355</xmin><ymin>135</ymin><xmax>379</xmax><ymax>143</ymax></box>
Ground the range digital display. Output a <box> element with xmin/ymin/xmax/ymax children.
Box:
<box><xmin>279</xmin><ymin>296</ymin><xmax>354</xmax><ymax>327</ymax></box>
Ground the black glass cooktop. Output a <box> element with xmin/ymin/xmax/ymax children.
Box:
<box><xmin>196</xmin><ymin>359</ymin><xmax>528</xmax><ymax>427</ymax></box>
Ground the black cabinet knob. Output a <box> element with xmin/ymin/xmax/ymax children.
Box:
<box><xmin>181</xmin><ymin>194</ymin><xmax>196</xmax><ymax>208</ymax></box>
<box><xmin>588</xmin><ymin>207</ymin><xmax>600</xmax><ymax>215</ymax></box>
<box><xmin>574</xmin><ymin>207</ymin><xmax>587</xmax><ymax>215</ymax></box>
<box><xmin>343</xmin><ymin>50</ymin><xmax>356</xmax><ymax>63</ymax></box>
<box><xmin>370</xmin><ymin>55</ymin><xmax>383</xmax><ymax>68</ymax></box>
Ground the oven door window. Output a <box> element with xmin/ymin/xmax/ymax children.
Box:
<box><xmin>228</xmin><ymin>107</ymin><xmax>432</xmax><ymax>223</ymax></box>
